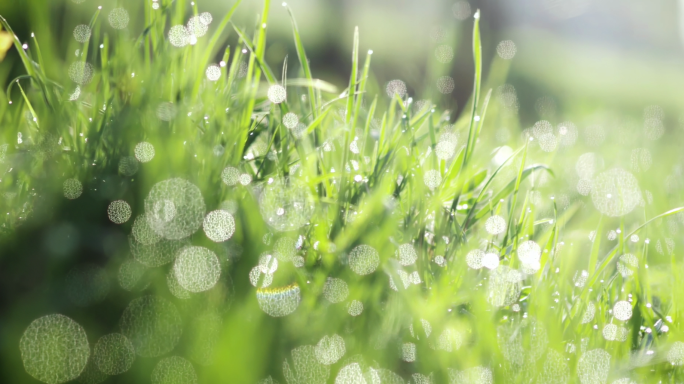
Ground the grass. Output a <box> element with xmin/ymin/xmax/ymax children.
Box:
<box><xmin>0</xmin><ymin>0</ymin><xmax>684</xmax><ymax>383</ymax></box>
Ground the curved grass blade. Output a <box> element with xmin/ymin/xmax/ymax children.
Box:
<box><xmin>471</xmin><ymin>164</ymin><xmax>553</xmax><ymax>224</ymax></box>
<box><xmin>461</xmin><ymin>10</ymin><xmax>482</xmax><ymax>168</ymax></box>
<box><xmin>230</xmin><ymin>23</ymin><xmax>277</xmax><ymax>84</ymax></box>
<box><xmin>345</xmin><ymin>27</ymin><xmax>359</xmax><ymax>125</ymax></box>
<box><xmin>191</xmin><ymin>0</ymin><xmax>243</xmax><ymax>99</ymax></box>
<box><xmin>285</xmin><ymin>5</ymin><xmax>317</xmax><ymax>117</ymax></box>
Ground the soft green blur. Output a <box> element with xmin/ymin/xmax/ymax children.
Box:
<box><xmin>1</xmin><ymin>1</ymin><xmax>684</xmax><ymax>384</ymax></box>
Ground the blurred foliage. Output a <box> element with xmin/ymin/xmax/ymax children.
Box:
<box><xmin>1</xmin><ymin>1</ymin><xmax>684</xmax><ymax>384</ymax></box>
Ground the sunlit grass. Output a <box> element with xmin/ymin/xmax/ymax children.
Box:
<box><xmin>1</xmin><ymin>1</ymin><xmax>684</xmax><ymax>383</ymax></box>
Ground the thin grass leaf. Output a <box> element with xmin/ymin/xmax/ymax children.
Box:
<box><xmin>230</xmin><ymin>23</ymin><xmax>277</xmax><ymax>84</ymax></box>
<box><xmin>345</xmin><ymin>27</ymin><xmax>359</xmax><ymax>126</ymax></box>
<box><xmin>285</xmin><ymin>5</ymin><xmax>318</xmax><ymax>117</ymax></box>
<box><xmin>191</xmin><ymin>0</ymin><xmax>242</xmax><ymax>99</ymax></box>
<box><xmin>461</xmin><ymin>10</ymin><xmax>482</xmax><ymax>168</ymax></box>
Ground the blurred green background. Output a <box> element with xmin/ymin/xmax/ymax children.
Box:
<box><xmin>2</xmin><ymin>0</ymin><xmax>684</xmax><ymax>383</ymax></box>
<box><xmin>4</xmin><ymin>0</ymin><xmax>684</xmax><ymax>118</ymax></box>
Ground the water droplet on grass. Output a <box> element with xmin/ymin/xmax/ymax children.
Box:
<box><xmin>482</xmin><ymin>253</ymin><xmax>500</xmax><ymax>269</ymax></box>
<box><xmin>496</xmin><ymin>40</ymin><xmax>517</xmax><ymax>60</ymax></box>
<box><xmin>199</xmin><ymin>12</ymin><xmax>213</xmax><ymax>25</ymax></box>
<box><xmin>315</xmin><ymin>334</ymin><xmax>345</xmax><ymax>365</ymax></box>
<box><xmin>187</xmin><ymin>16</ymin><xmax>208</xmax><ymax>38</ymax></box>
<box><xmin>452</xmin><ymin>1</ymin><xmax>472</xmax><ymax>20</ymax></box>
<box><xmin>430</xmin><ymin>26</ymin><xmax>446</xmax><ymax>42</ymax></box>
<box><xmin>206</xmin><ymin>65</ymin><xmax>221</xmax><ymax>81</ymax></box>
<box><xmin>617</xmin><ymin>254</ymin><xmax>638</xmax><ymax>277</ymax></box>
<box><xmin>630</xmin><ymin>148</ymin><xmax>651</xmax><ymax>173</ymax></box>
<box><xmin>323</xmin><ymin>278</ymin><xmax>349</xmax><ymax>303</ymax></box>
<box><xmin>93</xmin><ymin>333</ymin><xmax>135</xmax><ymax>375</ymax></box>
<box><xmin>268</xmin><ymin>85</ymin><xmax>287</xmax><ymax>104</ymax></box>
<box><xmin>134</xmin><ymin>142</ymin><xmax>155</xmax><ymax>163</ymax></box>
<box><xmin>156</xmin><ymin>102</ymin><xmax>177</xmax><ymax>121</ymax></box>
<box><xmin>202</xmin><ymin>210</ymin><xmax>235</xmax><ymax>242</ymax></box>
<box><xmin>386</xmin><ymin>79</ymin><xmax>407</xmax><ymax>98</ymax></box>
<box><xmin>68</xmin><ymin>62</ymin><xmax>94</xmax><ymax>85</ymax></box>
<box><xmin>577</xmin><ymin>349</ymin><xmax>610</xmax><ymax>384</ymax></box>
<box><xmin>239</xmin><ymin>173</ymin><xmax>252</xmax><ymax>185</ymax></box>
<box><xmin>435</xmin><ymin>140</ymin><xmax>455</xmax><ymax>160</ymax></box>
<box><xmin>77</xmin><ymin>356</ymin><xmax>108</xmax><ymax>384</ymax></box>
<box><xmin>436</xmin><ymin>76</ymin><xmax>455</xmax><ymax>94</ymax></box>
<box><xmin>448</xmin><ymin>366</ymin><xmax>492</xmax><ymax>384</ymax></box>
<box><xmin>284</xmin><ymin>345</ymin><xmax>330</xmax><ymax>383</ymax></box>
<box><xmin>129</xmin><ymin>233</ymin><xmax>187</xmax><ymax>266</ymax></box>
<box><xmin>348</xmin><ymin>245</ymin><xmax>380</xmax><ymax>275</ymax></box>
<box><xmin>118</xmin><ymin>156</ymin><xmax>139</xmax><ymax>176</ymax></box>
<box><xmin>423</xmin><ymin>169</ymin><xmax>442</xmax><ymax>190</ymax></box>
<box><xmin>487</xmin><ymin>266</ymin><xmax>522</xmax><ymax>307</ymax></box>
<box><xmin>145</xmin><ymin>178</ymin><xmax>206</xmax><ymax>240</ymax></box>
<box><xmin>667</xmin><ymin>342</ymin><xmax>684</xmax><ymax>366</ymax></box>
<box><xmin>20</xmin><ymin>314</ymin><xmax>90</xmax><ymax>384</ymax></box>
<box><xmin>581</xmin><ymin>302</ymin><xmax>596</xmax><ymax>324</ymax></box>
<box><xmin>73</xmin><ymin>25</ymin><xmax>91</xmax><ymax>43</ymax></box>
<box><xmin>402</xmin><ymin>342</ymin><xmax>416</xmax><ymax>362</ymax></box>
<box><xmin>557</xmin><ymin>121</ymin><xmax>578</xmax><ymax>146</ymax></box>
<box><xmin>108</xmin><ymin>200</ymin><xmax>132</xmax><ymax>224</ymax></box>
<box><xmin>466</xmin><ymin>249</ymin><xmax>484</xmax><ymax>269</ymax></box>
<box><xmin>173</xmin><ymin>246</ymin><xmax>221</xmax><ymax>292</ymax></box>
<box><xmin>168</xmin><ymin>25</ymin><xmax>189</xmax><ymax>47</ymax></box>
<box><xmin>221</xmin><ymin>166</ymin><xmax>240</xmax><ymax>186</ymax></box>
<box><xmin>613</xmin><ymin>300</ymin><xmax>632</xmax><ymax>321</ymax></box>
<box><xmin>538</xmin><ymin>133</ymin><xmax>558</xmax><ymax>152</ymax></box>
<box><xmin>63</xmin><ymin>178</ymin><xmax>83</xmax><ymax>199</ymax></box>
<box><xmin>257</xmin><ymin>283</ymin><xmax>301</xmax><ymax>317</ymax></box>
<box><xmin>273</xmin><ymin>237</ymin><xmax>296</xmax><ymax>261</ymax></box>
<box><xmin>518</xmin><ymin>240</ymin><xmax>541</xmax><ymax>265</ymax></box>
<box><xmin>396</xmin><ymin>243</ymin><xmax>417</xmax><ymax>266</ymax></box>
<box><xmin>108</xmin><ymin>8</ymin><xmax>130</xmax><ymax>30</ymax></box>
<box><xmin>151</xmin><ymin>356</ymin><xmax>197</xmax><ymax>384</ymax></box>
<box><xmin>118</xmin><ymin>259</ymin><xmax>146</xmax><ymax>291</ymax></box>
<box><xmin>259</xmin><ymin>178</ymin><xmax>314</xmax><ymax>232</ymax></box>
<box><xmin>283</xmin><ymin>112</ymin><xmax>299</xmax><ymax>129</ymax></box>
<box><xmin>334</xmin><ymin>363</ymin><xmax>363</xmax><ymax>384</ymax></box>
<box><xmin>437</xmin><ymin>328</ymin><xmax>463</xmax><ymax>352</ymax></box>
<box><xmin>166</xmin><ymin>269</ymin><xmax>192</xmax><ymax>299</ymax></box>
<box><xmin>591</xmin><ymin>168</ymin><xmax>642</xmax><ymax>217</ymax></box>
<box><xmin>485</xmin><ymin>215</ymin><xmax>506</xmax><ymax>235</ymax></box>
<box><xmin>434</xmin><ymin>45</ymin><xmax>454</xmax><ymax>63</ymax></box>
<box><xmin>348</xmin><ymin>300</ymin><xmax>363</xmax><ymax>316</ymax></box>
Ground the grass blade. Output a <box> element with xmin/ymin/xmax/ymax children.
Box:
<box><xmin>285</xmin><ymin>5</ymin><xmax>318</xmax><ymax>118</ymax></box>
<box><xmin>192</xmin><ymin>0</ymin><xmax>243</xmax><ymax>99</ymax></box>
<box><xmin>346</xmin><ymin>27</ymin><xmax>359</xmax><ymax>126</ymax></box>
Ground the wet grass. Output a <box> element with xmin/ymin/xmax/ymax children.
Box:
<box><xmin>1</xmin><ymin>1</ymin><xmax>684</xmax><ymax>383</ymax></box>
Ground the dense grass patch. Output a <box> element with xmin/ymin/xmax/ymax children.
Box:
<box><xmin>1</xmin><ymin>1</ymin><xmax>684</xmax><ymax>383</ymax></box>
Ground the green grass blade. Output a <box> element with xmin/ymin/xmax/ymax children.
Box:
<box><xmin>472</xmin><ymin>164</ymin><xmax>552</xmax><ymax>224</ymax></box>
<box><xmin>353</xmin><ymin>49</ymin><xmax>372</xmax><ymax>132</ymax></box>
<box><xmin>461</xmin><ymin>10</ymin><xmax>482</xmax><ymax>168</ymax></box>
<box><xmin>230</xmin><ymin>23</ymin><xmax>277</xmax><ymax>85</ymax></box>
<box><xmin>345</xmin><ymin>27</ymin><xmax>359</xmax><ymax>126</ymax></box>
<box><xmin>192</xmin><ymin>0</ymin><xmax>242</xmax><ymax>99</ymax></box>
<box><xmin>587</xmin><ymin>215</ymin><xmax>603</xmax><ymax>275</ymax></box>
<box><xmin>285</xmin><ymin>5</ymin><xmax>318</xmax><ymax>118</ymax></box>
<box><xmin>461</xmin><ymin>145</ymin><xmax>524</xmax><ymax>231</ymax></box>
<box><xmin>588</xmin><ymin>207</ymin><xmax>684</xmax><ymax>289</ymax></box>
<box><xmin>285</xmin><ymin>78</ymin><xmax>337</xmax><ymax>93</ymax></box>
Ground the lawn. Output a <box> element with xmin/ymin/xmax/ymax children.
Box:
<box><xmin>0</xmin><ymin>1</ymin><xmax>683</xmax><ymax>383</ymax></box>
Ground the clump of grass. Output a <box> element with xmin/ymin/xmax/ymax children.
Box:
<box><xmin>0</xmin><ymin>1</ymin><xmax>683</xmax><ymax>383</ymax></box>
